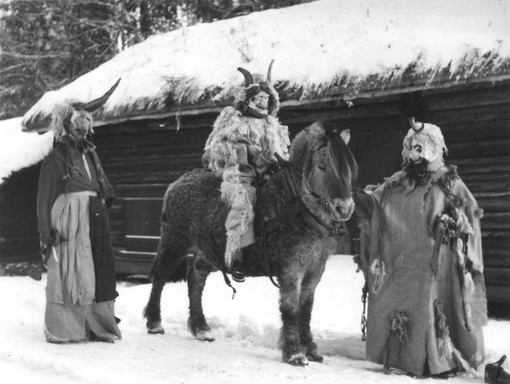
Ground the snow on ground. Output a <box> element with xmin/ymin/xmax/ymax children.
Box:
<box><xmin>0</xmin><ymin>256</ymin><xmax>509</xmax><ymax>384</ymax></box>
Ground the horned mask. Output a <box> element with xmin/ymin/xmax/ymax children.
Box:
<box><xmin>402</xmin><ymin>117</ymin><xmax>447</xmax><ymax>165</ymax></box>
<box><xmin>50</xmin><ymin>79</ymin><xmax>121</xmax><ymax>142</ymax></box>
<box><xmin>235</xmin><ymin>60</ymin><xmax>280</xmax><ymax>118</ymax></box>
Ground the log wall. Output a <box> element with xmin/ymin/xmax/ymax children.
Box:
<box><xmin>3</xmin><ymin>80</ymin><xmax>506</xmax><ymax>305</ymax></box>
<box><xmin>94</xmin><ymin>80</ymin><xmax>509</xmax><ymax>305</ymax></box>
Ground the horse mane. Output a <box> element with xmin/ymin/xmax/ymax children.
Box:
<box><xmin>289</xmin><ymin>121</ymin><xmax>358</xmax><ymax>189</ymax></box>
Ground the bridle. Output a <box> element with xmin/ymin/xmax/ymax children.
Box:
<box><xmin>266</xmin><ymin>153</ymin><xmax>348</xmax><ymax>237</ymax></box>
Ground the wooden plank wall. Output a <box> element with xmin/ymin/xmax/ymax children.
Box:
<box><xmin>422</xmin><ymin>83</ymin><xmax>510</xmax><ymax>306</ymax></box>
<box><xmin>94</xmin><ymin>114</ymin><xmax>216</xmax><ymax>274</ymax></box>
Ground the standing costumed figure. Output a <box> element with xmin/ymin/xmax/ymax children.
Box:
<box><xmin>353</xmin><ymin>118</ymin><xmax>487</xmax><ymax>376</ymax></box>
<box><xmin>202</xmin><ymin>61</ymin><xmax>290</xmax><ymax>282</ymax></box>
<box><xmin>36</xmin><ymin>80</ymin><xmax>122</xmax><ymax>343</ymax></box>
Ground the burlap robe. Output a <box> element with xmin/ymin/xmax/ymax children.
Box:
<box><xmin>359</xmin><ymin>168</ymin><xmax>487</xmax><ymax>376</ymax></box>
<box><xmin>44</xmin><ymin>191</ymin><xmax>121</xmax><ymax>343</ymax></box>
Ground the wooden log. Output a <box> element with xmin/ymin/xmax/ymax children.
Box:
<box><xmin>463</xmin><ymin>176</ymin><xmax>510</xmax><ymax>194</ymax></box>
<box><xmin>424</xmin><ymin>103</ymin><xmax>510</xmax><ymax>126</ymax></box>
<box><xmin>425</xmin><ymin>84</ymin><xmax>510</xmax><ymax>111</ymax></box>
<box><xmin>483</xmin><ymin>250</ymin><xmax>510</xmax><ymax>268</ymax></box>
<box><xmin>104</xmin><ymin>153</ymin><xmax>203</xmax><ymax>172</ymax></box>
<box><xmin>108</xmin><ymin>169</ymin><xmax>193</xmax><ymax>184</ymax></box>
<box><xmin>114</xmin><ymin>249</ymin><xmax>155</xmax><ymax>276</ymax></box>
<box><xmin>475</xmin><ymin>192</ymin><xmax>510</xmax><ymax>212</ymax></box>
<box><xmin>114</xmin><ymin>184</ymin><xmax>169</xmax><ymax>198</ymax></box>
<box><xmin>484</xmin><ymin>267</ymin><xmax>510</xmax><ymax>286</ymax></box>
<box><xmin>100</xmin><ymin>146</ymin><xmax>204</xmax><ymax>163</ymax></box>
<box><xmin>447</xmin><ymin>139</ymin><xmax>510</xmax><ymax>159</ymax></box>
<box><xmin>481</xmin><ymin>212</ymin><xmax>510</xmax><ymax>230</ymax></box>
<box><xmin>482</xmin><ymin>230</ymin><xmax>510</xmax><ymax>240</ymax></box>
<box><xmin>442</xmin><ymin>122</ymin><xmax>510</xmax><ymax>143</ymax></box>
<box><xmin>486</xmin><ymin>285</ymin><xmax>510</xmax><ymax>305</ymax></box>
<box><xmin>96</xmin><ymin>130</ymin><xmax>210</xmax><ymax>152</ymax></box>
<box><xmin>96</xmin><ymin>113</ymin><xmax>218</xmax><ymax>136</ymax></box>
<box><xmin>281</xmin><ymin>102</ymin><xmax>400</xmax><ymax>125</ymax></box>
<box><xmin>483</xmin><ymin>236</ymin><xmax>510</xmax><ymax>251</ymax></box>
<box><xmin>125</xmin><ymin>235</ymin><xmax>160</xmax><ymax>253</ymax></box>
<box><xmin>452</xmin><ymin>156</ymin><xmax>510</xmax><ymax>175</ymax></box>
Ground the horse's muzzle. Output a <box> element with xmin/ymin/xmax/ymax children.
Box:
<box><xmin>329</xmin><ymin>197</ymin><xmax>355</xmax><ymax>221</ymax></box>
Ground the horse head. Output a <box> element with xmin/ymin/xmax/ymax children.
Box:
<box><xmin>289</xmin><ymin>121</ymin><xmax>358</xmax><ymax>226</ymax></box>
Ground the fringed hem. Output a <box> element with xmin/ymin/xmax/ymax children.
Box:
<box><xmin>221</xmin><ymin>169</ymin><xmax>255</xmax><ymax>268</ymax></box>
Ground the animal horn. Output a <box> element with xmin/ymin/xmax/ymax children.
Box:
<box><xmin>266</xmin><ymin>59</ymin><xmax>275</xmax><ymax>83</ymax></box>
<box><xmin>409</xmin><ymin>116</ymin><xmax>424</xmax><ymax>132</ymax></box>
<box><xmin>73</xmin><ymin>78</ymin><xmax>121</xmax><ymax>112</ymax></box>
<box><xmin>237</xmin><ymin>67</ymin><xmax>254</xmax><ymax>86</ymax></box>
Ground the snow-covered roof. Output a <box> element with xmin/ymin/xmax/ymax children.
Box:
<box><xmin>0</xmin><ymin>117</ymin><xmax>53</xmax><ymax>184</ymax></box>
<box><xmin>21</xmin><ymin>0</ymin><xmax>510</xmax><ymax>132</ymax></box>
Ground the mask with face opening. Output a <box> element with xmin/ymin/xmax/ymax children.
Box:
<box><xmin>49</xmin><ymin>79</ymin><xmax>121</xmax><ymax>148</ymax></box>
<box><xmin>401</xmin><ymin>117</ymin><xmax>447</xmax><ymax>182</ymax></box>
<box><xmin>234</xmin><ymin>60</ymin><xmax>280</xmax><ymax>119</ymax></box>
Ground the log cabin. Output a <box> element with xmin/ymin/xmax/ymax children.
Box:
<box><xmin>2</xmin><ymin>0</ymin><xmax>509</xmax><ymax>309</ymax></box>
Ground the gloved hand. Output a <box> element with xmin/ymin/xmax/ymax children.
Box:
<box><xmin>437</xmin><ymin>213</ymin><xmax>459</xmax><ymax>240</ymax></box>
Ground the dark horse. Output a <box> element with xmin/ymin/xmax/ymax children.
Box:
<box><xmin>144</xmin><ymin>121</ymin><xmax>358</xmax><ymax>366</ymax></box>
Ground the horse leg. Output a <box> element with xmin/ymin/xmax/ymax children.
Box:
<box><xmin>187</xmin><ymin>262</ymin><xmax>214</xmax><ymax>342</ymax></box>
<box><xmin>279</xmin><ymin>273</ymin><xmax>308</xmax><ymax>366</ymax></box>
<box><xmin>144</xmin><ymin>277</ymin><xmax>167</xmax><ymax>334</ymax></box>
<box><xmin>299</xmin><ymin>272</ymin><xmax>325</xmax><ymax>363</ymax></box>
<box><xmin>144</xmin><ymin>225</ymin><xmax>188</xmax><ymax>334</ymax></box>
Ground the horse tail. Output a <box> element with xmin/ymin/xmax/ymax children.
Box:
<box><xmin>148</xmin><ymin>215</ymin><xmax>190</xmax><ymax>283</ymax></box>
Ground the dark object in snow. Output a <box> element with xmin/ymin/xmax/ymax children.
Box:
<box><xmin>486</xmin><ymin>356</ymin><xmax>510</xmax><ymax>384</ymax></box>
<box><xmin>144</xmin><ymin>121</ymin><xmax>358</xmax><ymax>366</ymax></box>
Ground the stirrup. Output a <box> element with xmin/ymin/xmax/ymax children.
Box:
<box><xmin>231</xmin><ymin>260</ymin><xmax>245</xmax><ymax>283</ymax></box>
<box><xmin>485</xmin><ymin>355</ymin><xmax>510</xmax><ymax>384</ymax></box>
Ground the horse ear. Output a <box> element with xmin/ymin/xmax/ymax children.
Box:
<box><xmin>340</xmin><ymin>129</ymin><xmax>351</xmax><ymax>145</ymax></box>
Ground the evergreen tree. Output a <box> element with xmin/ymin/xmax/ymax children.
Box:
<box><xmin>0</xmin><ymin>0</ymin><xmax>314</xmax><ymax>119</ymax></box>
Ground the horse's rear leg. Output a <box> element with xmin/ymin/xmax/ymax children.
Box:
<box><xmin>144</xmin><ymin>226</ymin><xmax>188</xmax><ymax>334</ymax></box>
<box><xmin>187</xmin><ymin>262</ymin><xmax>214</xmax><ymax>342</ymax></box>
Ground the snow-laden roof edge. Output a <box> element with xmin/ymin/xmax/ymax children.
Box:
<box><xmin>0</xmin><ymin>117</ymin><xmax>53</xmax><ymax>185</ymax></box>
<box><xmin>22</xmin><ymin>0</ymin><xmax>510</xmax><ymax>132</ymax></box>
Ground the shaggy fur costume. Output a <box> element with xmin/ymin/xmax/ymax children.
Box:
<box><xmin>203</xmin><ymin>106</ymin><xmax>290</xmax><ymax>267</ymax></box>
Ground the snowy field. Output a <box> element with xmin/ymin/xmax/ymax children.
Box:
<box><xmin>0</xmin><ymin>256</ymin><xmax>509</xmax><ymax>384</ymax></box>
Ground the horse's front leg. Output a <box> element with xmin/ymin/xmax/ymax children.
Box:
<box><xmin>299</xmin><ymin>271</ymin><xmax>325</xmax><ymax>363</ymax></box>
<box><xmin>187</xmin><ymin>260</ymin><xmax>215</xmax><ymax>342</ymax></box>
<box><xmin>279</xmin><ymin>273</ymin><xmax>308</xmax><ymax>366</ymax></box>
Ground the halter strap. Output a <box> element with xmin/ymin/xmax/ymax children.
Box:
<box><xmin>267</xmin><ymin>153</ymin><xmax>347</xmax><ymax>237</ymax></box>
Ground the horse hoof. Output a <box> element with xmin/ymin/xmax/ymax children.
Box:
<box><xmin>306</xmin><ymin>351</ymin><xmax>324</xmax><ymax>363</ymax></box>
<box><xmin>147</xmin><ymin>321</ymin><xmax>165</xmax><ymax>334</ymax></box>
<box><xmin>195</xmin><ymin>330</ymin><xmax>215</xmax><ymax>342</ymax></box>
<box><xmin>286</xmin><ymin>353</ymin><xmax>309</xmax><ymax>367</ymax></box>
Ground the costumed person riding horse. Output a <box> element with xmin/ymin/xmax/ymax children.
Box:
<box><xmin>35</xmin><ymin>80</ymin><xmax>122</xmax><ymax>343</ymax></box>
<box><xmin>352</xmin><ymin>117</ymin><xmax>487</xmax><ymax>377</ymax></box>
<box><xmin>202</xmin><ymin>61</ymin><xmax>290</xmax><ymax>282</ymax></box>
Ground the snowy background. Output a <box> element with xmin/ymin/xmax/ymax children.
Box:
<box><xmin>1</xmin><ymin>256</ymin><xmax>509</xmax><ymax>384</ymax></box>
